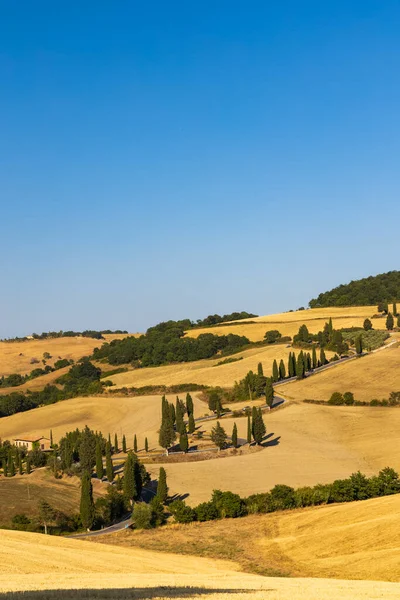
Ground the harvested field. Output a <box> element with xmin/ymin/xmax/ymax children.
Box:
<box><xmin>0</xmin><ymin>468</ymin><xmax>106</xmax><ymax>525</ymax></box>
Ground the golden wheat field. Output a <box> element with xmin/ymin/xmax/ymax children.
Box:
<box><xmin>0</xmin><ymin>393</ymin><xmax>206</xmax><ymax>448</ymax></box>
<box><xmin>185</xmin><ymin>306</ymin><xmax>381</xmax><ymax>342</ymax></box>
<box><xmin>109</xmin><ymin>344</ymin><xmax>334</xmax><ymax>389</ymax></box>
<box><xmin>0</xmin><ymin>334</ymin><xmax>134</xmax><ymax>377</ymax></box>
<box><xmin>0</xmin><ymin>468</ymin><xmax>106</xmax><ymax>525</ymax></box>
<box><xmin>278</xmin><ymin>342</ymin><xmax>400</xmax><ymax>402</ymax></box>
<box><xmin>2</xmin><ymin>528</ymin><xmax>400</xmax><ymax>599</ymax></box>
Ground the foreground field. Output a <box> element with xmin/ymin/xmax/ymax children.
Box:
<box><xmin>0</xmin><ymin>468</ymin><xmax>106</xmax><ymax>525</ymax></box>
<box><xmin>279</xmin><ymin>342</ymin><xmax>400</xmax><ymax>402</ymax></box>
<box><xmin>185</xmin><ymin>306</ymin><xmax>380</xmax><ymax>342</ymax></box>
<box><xmin>0</xmin><ymin>334</ymin><xmax>133</xmax><ymax>377</ymax></box>
<box><xmin>0</xmin><ymin>393</ymin><xmax>206</xmax><ymax>447</ymax></box>
<box><xmin>1</xmin><ymin>528</ymin><xmax>400</xmax><ymax>599</ymax></box>
<box><xmin>103</xmin><ymin>494</ymin><xmax>400</xmax><ymax>583</ymax></box>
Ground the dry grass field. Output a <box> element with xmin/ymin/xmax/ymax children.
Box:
<box><xmin>109</xmin><ymin>344</ymin><xmax>334</xmax><ymax>389</ymax></box>
<box><xmin>0</xmin><ymin>393</ymin><xmax>207</xmax><ymax>448</ymax></box>
<box><xmin>104</xmin><ymin>493</ymin><xmax>400</xmax><ymax>583</ymax></box>
<box><xmin>1</xmin><ymin>527</ymin><xmax>400</xmax><ymax>599</ymax></box>
<box><xmin>0</xmin><ymin>334</ymin><xmax>134</xmax><ymax>377</ymax></box>
<box><xmin>2</xmin><ymin>394</ymin><xmax>400</xmax><ymax>505</ymax></box>
<box><xmin>278</xmin><ymin>343</ymin><xmax>400</xmax><ymax>402</ymax></box>
<box><xmin>185</xmin><ymin>306</ymin><xmax>381</xmax><ymax>342</ymax></box>
<box><xmin>0</xmin><ymin>468</ymin><xmax>106</xmax><ymax>525</ymax></box>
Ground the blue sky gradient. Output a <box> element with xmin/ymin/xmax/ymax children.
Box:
<box><xmin>1</xmin><ymin>1</ymin><xmax>399</xmax><ymax>336</ymax></box>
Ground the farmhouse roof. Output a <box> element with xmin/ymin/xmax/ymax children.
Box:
<box><xmin>13</xmin><ymin>436</ymin><xmax>50</xmax><ymax>442</ymax></box>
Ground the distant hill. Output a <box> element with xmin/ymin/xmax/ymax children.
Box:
<box><xmin>309</xmin><ymin>271</ymin><xmax>400</xmax><ymax>307</ymax></box>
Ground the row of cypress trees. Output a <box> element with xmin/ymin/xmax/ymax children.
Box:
<box><xmin>159</xmin><ymin>393</ymin><xmax>196</xmax><ymax>453</ymax></box>
<box><xmin>270</xmin><ymin>347</ymin><xmax>328</xmax><ymax>383</ymax></box>
<box><xmin>1</xmin><ymin>449</ymin><xmax>31</xmax><ymax>477</ymax></box>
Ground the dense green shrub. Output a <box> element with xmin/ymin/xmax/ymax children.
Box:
<box><xmin>309</xmin><ymin>271</ymin><xmax>400</xmax><ymax>307</ymax></box>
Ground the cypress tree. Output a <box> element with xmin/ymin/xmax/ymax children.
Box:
<box><xmin>252</xmin><ymin>408</ymin><xmax>266</xmax><ymax>445</ymax></box>
<box><xmin>393</xmin><ymin>301</ymin><xmax>398</xmax><ymax>317</ymax></box>
<box><xmin>25</xmin><ymin>457</ymin><xmax>31</xmax><ymax>475</ymax></box>
<box><xmin>122</xmin><ymin>434</ymin><xmax>127</xmax><ymax>453</ymax></box>
<box><xmin>288</xmin><ymin>353</ymin><xmax>294</xmax><ymax>378</ymax></box>
<box><xmin>296</xmin><ymin>352</ymin><xmax>305</xmax><ymax>379</ymax></box>
<box><xmin>108</xmin><ymin>433</ymin><xmax>111</xmax><ymax>448</ymax></box>
<box><xmin>272</xmin><ymin>359</ymin><xmax>279</xmax><ymax>382</ymax></box>
<box><xmin>291</xmin><ymin>352</ymin><xmax>297</xmax><ymax>377</ymax></box>
<box><xmin>80</xmin><ymin>471</ymin><xmax>95</xmax><ymax>531</ymax></box>
<box><xmin>355</xmin><ymin>335</ymin><xmax>363</xmax><ymax>355</ymax></box>
<box><xmin>279</xmin><ymin>359</ymin><xmax>286</xmax><ymax>380</ymax></box>
<box><xmin>397</xmin><ymin>315</ymin><xmax>400</xmax><ymax>328</ymax></box>
<box><xmin>186</xmin><ymin>393</ymin><xmax>194</xmax><ymax>416</ymax></box>
<box><xmin>145</xmin><ymin>437</ymin><xmax>149</xmax><ymax>452</ymax></box>
<box><xmin>257</xmin><ymin>362</ymin><xmax>264</xmax><ymax>377</ymax></box>
<box><xmin>312</xmin><ymin>346</ymin><xmax>317</xmax><ymax>369</ymax></box>
<box><xmin>320</xmin><ymin>348</ymin><xmax>327</xmax><ymax>366</ymax></box>
<box><xmin>180</xmin><ymin>431</ymin><xmax>189</xmax><ymax>453</ymax></box>
<box><xmin>306</xmin><ymin>352</ymin><xmax>312</xmax><ymax>371</ymax></box>
<box><xmin>18</xmin><ymin>452</ymin><xmax>23</xmax><ymax>475</ymax></box>
<box><xmin>156</xmin><ymin>467</ymin><xmax>168</xmax><ymax>503</ymax></box>
<box><xmin>247</xmin><ymin>414</ymin><xmax>252</xmax><ymax>444</ymax></box>
<box><xmin>8</xmin><ymin>453</ymin><xmax>15</xmax><ymax>477</ymax></box>
<box><xmin>159</xmin><ymin>406</ymin><xmax>176</xmax><ymax>451</ymax></box>
<box><xmin>386</xmin><ymin>312</ymin><xmax>394</xmax><ymax>330</ymax></box>
<box><xmin>123</xmin><ymin>452</ymin><xmax>137</xmax><ymax>505</ymax></box>
<box><xmin>328</xmin><ymin>317</ymin><xmax>333</xmax><ymax>334</ymax></box>
<box><xmin>211</xmin><ymin>421</ymin><xmax>227</xmax><ymax>450</ymax></box>
<box><xmin>265</xmin><ymin>377</ymin><xmax>274</xmax><ymax>407</ymax></box>
<box><xmin>133</xmin><ymin>434</ymin><xmax>138</xmax><ymax>453</ymax></box>
<box><xmin>95</xmin><ymin>440</ymin><xmax>104</xmax><ymax>480</ymax></box>
<box><xmin>115</xmin><ymin>473</ymin><xmax>123</xmax><ymax>491</ymax></box>
<box><xmin>50</xmin><ymin>429</ymin><xmax>53</xmax><ymax>448</ymax></box>
<box><xmin>2</xmin><ymin>459</ymin><xmax>7</xmax><ymax>477</ymax></box>
<box><xmin>232</xmin><ymin>422</ymin><xmax>238</xmax><ymax>448</ymax></box>
<box><xmin>175</xmin><ymin>398</ymin><xmax>184</xmax><ymax>434</ymax></box>
<box><xmin>105</xmin><ymin>441</ymin><xmax>114</xmax><ymax>482</ymax></box>
<box><xmin>188</xmin><ymin>412</ymin><xmax>196</xmax><ymax>434</ymax></box>
<box><xmin>114</xmin><ymin>433</ymin><xmax>119</xmax><ymax>453</ymax></box>
<box><xmin>169</xmin><ymin>402</ymin><xmax>176</xmax><ymax>426</ymax></box>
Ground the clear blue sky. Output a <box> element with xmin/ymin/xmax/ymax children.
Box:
<box><xmin>1</xmin><ymin>1</ymin><xmax>399</xmax><ymax>337</ymax></box>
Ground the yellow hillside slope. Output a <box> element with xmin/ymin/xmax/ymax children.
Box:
<box><xmin>1</xmin><ymin>528</ymin><xmax>400</xmax><ymax>599</ymax></box>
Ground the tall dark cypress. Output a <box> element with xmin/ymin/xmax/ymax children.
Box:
<box><xmin>186</xmin><ymin>393</ymin><xmax>194</xmax><ymax>416</ymax></box>
<box><xmin>296</xmin><ymin>352</ymin><xmax>305</xmax><ymax>379</ymax></box>
<box><xmin>145</xmin><ymin>437</ymin><xmax>149</xmax><ymax>452</ymax></box>
<box><xmin>105</xmin><ymin>441</ymin><xmax>114</xmax><ymax>482</ymax></box>
<box><xmin>272</xmin><ymin>359</ymin><xmax>279</xmax><ymax>382</ymax></box>
<box><xmin>265</xmin><ymin>377</ymin><xmax>274</xmax><ymax>407</ymax></box>
<box><xmin>188</xmin><ymin>412</ymin><xmax>196</xmax><ymax>434</ymax></box>
<box><xmin>122</xmin><ymin>434</ymin><xmax>127</xmax><ymax>453</ymax></box>
<box><xmin>123</xmin><ymin>452</ymin><xmax>137</xmax><ymax>505</ymax></box>
<box><xmin>114</xmin><ymin>433</ymin><xmax>119</xmax><ymax>453</ymax></box>
<box><xmin>80</xmin><ymin>471</ymin><xmax>95</xmax><ymax>531</ymax></box>
<box><xmin>257</xmin><ymin>362</ymin><xmax>264</xmax><ymax>377</ymax></box>
<box><xmin>95</xmin><ymin>440</ymin><xmax>104</xmax><ymax>479</ymax></box>
<box><xmin>393</xmin><ymin>300</ymin><xmax>398</xmax><ymax>317</ymax></box>
<box><xmin>232</xmin><ymin>422</ymin><xmax>238</xmax><ymax>448</ymax></box>
<box><xmin>133</xmin><ymin>434</ymin><xmax>138</xmax><ymax>453</ymax></box>
<box><xmin>156</xmin><ymin>467</ymin><xmax>168</xmax><ymax>503</ymax></box>
<box><xmin>312</xmin><ymin>346</ymin><xmax>317</xmax><ymax>369</ymax></box>
<box><xmin>279</xmin><ymin>359</ymin><xmax>286</xmax><ymax>380</ymax></box>
<box><xmin>247</xmin><ymin>414</ymin><xmax>252</xmax><ymax>444</ymax></box>
<box><xmin>320</xmin><ymin>347</ymin><xmax>327</xmax><ymax>366</ymax></box>
<box><xmin>288</xmin><ymin>353</ymin><xmax>294</xmax><ymax>378</ymax></box>
<box><xmin>175</xmin><ymin>398</ymin><xmax>184</xmax><ymax>434</ymax></box>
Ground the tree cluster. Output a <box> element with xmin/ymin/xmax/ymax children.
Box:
<box><xmin>309</xmin><ymin>271</ymin><xmax>400</xmax><ymax>307</ymax></box>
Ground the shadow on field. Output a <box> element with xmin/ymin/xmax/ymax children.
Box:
<box><xmin>261</xmin><ymin>433</ymin><xmax>281</xmax><ymax>447</ymax></box>
<box><xmin>0</xmin><ymin>588</ymin><xmax>266</xmax><ymax>600</ymax></box>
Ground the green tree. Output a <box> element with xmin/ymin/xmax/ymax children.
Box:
<box><xmin>95</xmin><ymin>440</ymin><xmax>104</xmax><ymax>480</ymax></box>
<box><xmin>247</xmin><ymin>414</ymin><xmax>252</xmax><ymax>443</ymax></box>
<box><xmin>252</xmin><ymin>407</ymin><xmax>266</xmax><ymax>445</ymax></box>
<box><xmin>272</xmin><ymin>359</ymin><xmax>279</xmax><ymax>382</ymax></box>
<box><xmin>123</xmin><ymin>452</ymin><xmax>137</xmax><ymax>505</ymax></box>
<box><xmin>186</xmin><ymin>392</ymin><xmax>194</xmax><ymax>416</ymax></box>
<box><xmin>257</xmin><ymin>362</ymin><xmax>264</xmax><ymax>377</ymax></box>
<box><xmin>25</xmin><ymin>456</ymin><xmax>31</xmax><ymax>475</ymax></box>
<box><xmin>133</xmin><ymin>434</ymin><xmax>138</xmax><ymax>453</ymax></box>
<box><xmin>50</xmin><ymin>429</ymin><xmax>53</xmax><ymax>448</ymax></box>
<box><xmin>312</xmin><ymin>346</ymin><xmax>317</xmax><ymax>369</ymax></box>
<box><xmin>17</xmin><ymin>452</ymin><xmax>23</xmax><ymax>475</ymax></box>
<box><xmin>296</xmin><ymin>352</ymin><xmax>305</xmax><ymax>379</ymax></box>
<box><xmin>80</xmin><ymin>471</ymin><xmax>95</xmax><ymax>531</ymax></box>
<box><xmin>279</xmin><ymin>359</ymin><xmax>286</xmax><ymax>380</ymax></box>
<box><xmin>105</xmin><ymin>441</ymin><xmax>114</xmax><ymax>482</ymax></box>
<box><xmin>355</xmin><ymin>335</ymin><xmax>363</xmax><ymax>355</ymax></box>
<box><xmin>288</xmin><ymin>352</ymin><xmax>295</xmax><ymax>378</ymax></box>
<box><xmin>8</xmin><ymin>453</ymin><xmax>15</xmax><ymax>477</ymax></box>
<box><xmin>393</xmin><ymin>300</ymin><xmax>398</xmax><ymax>317</ymax></box>
<box><xmin>363</xmin><ymin>318</ymin><xmax>373</xmax><ymax>331</ymax></box>
<box><xmin>397</xmin><ymin>315</ymin><xmax>400</xmax><ymax>328</ymax></box>
<box><xmin>132</xmin><ymin>503</ymin><xmax>153</xmax><ymax>529</ymax></box>
<box><xmin>175</xmin><ymin>397</ymin><xmax>185</xmax><ymax>434</ymax></box>
<box><xmin>386</xmin><ymin>313</ymin><xmax>394</xmax><ymax>330</ymax></box>
<box><xmin>264</xmin><ymin>377</ymin><xmax>274</xmax><ymax>407</ymax></box>
<box><xmin>211</xmin><ymin>421</ymin><xmax>227</xmax><ymax>450</ymax></box>
<box><xmin>188</xmin><ymin>412</ymin><xmax>196</xmax><ymax>434</ymax></box>
<box><xmin>145</xmin><ymin>437</ymin><xmax>149</xmax><ymax>452</ymax></box>
<box><xmin>320</xmin><ymin>348</ymin><xmax>327</xmax><ymax>366</ymax></box>
<box><xmin>180</xmin><ymin>430</ymin><xmax>189</xmax><ymax>453</ymax></box>
<box><xmin>122</xmin><ymin>434</ymin><xmax>127</xmax><ymax>453</ymax></box>
<box><xmin>114</xmin><ymin>433</ymin><xmax>119</xmax><ymax>453</ymax></box>
<box><xmin>156</xmin><ymin>467</ymin><xmax>168</xmax><ymax>503</ymax></box>
<box><xmin>231</xmin><ymin>422</ymin><xmax>238</xmax><ymax>448</ymax></box>
<box><xmin>38</xmin><ymin>500</ymin><xmax>55</xmax><ymax>535</ymax></box>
